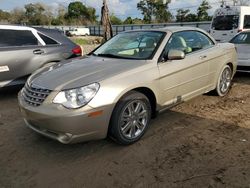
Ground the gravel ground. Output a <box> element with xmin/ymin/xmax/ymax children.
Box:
<box><xmin>0</xmin><ymin>69</ymin><xmax>249</xmax><ymax>187</ymax></box>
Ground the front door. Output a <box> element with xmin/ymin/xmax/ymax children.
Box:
<box><xmin>158</xmin><ymin>30</ymin><xmax>216</xmax><ymax>105</ymax></box>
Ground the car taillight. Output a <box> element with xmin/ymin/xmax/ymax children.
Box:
<box><xmin>72</xmin><ymin>46</ymin><xmax>83</xmax><ymax>56</ymax></box>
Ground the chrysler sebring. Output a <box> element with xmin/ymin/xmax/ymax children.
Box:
<box><xmin>18</xmin><ymin>27</ymin><xmax>237</xmax><ymax>145</ymax></box>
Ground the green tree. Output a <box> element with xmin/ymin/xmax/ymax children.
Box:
<box><xmin>176</xmin><ymin>9</ymin><xmax>190</xmax><ymax>22</ymax></box>
<box><xmin>185</xmin><ymin>13</ymin><xmax>198</xmax><ymax>22</ymax></box>
<box><xmin>51</xmin><ymin>4</ymin><xmax>66</xmax><ymax>25</ymax></box>
<box><xmin>67</xmin><ymin>1</ymin><xmax>87</xmax><ymax>19</ymax></box>
<box><xmin>9</xmin><ymin>8</ymin><xmax>26</xmax><ymax>24</ymax></box>
<box><xmin>124</xmin><ymin>17</ymin><xmax>133</xmax><ymax>24</ymax></box>
<box><xmin>154</xmin><ymin>0</ymin><xmax>172</xmax><ymax>23</ymax></box>
<box><xmin>137</xmin><ymin>0</ymin><xmax>172</xmax><ymax>23</ymax></box>
<box><xmin>176</xmin><ymin>9</ymin><xmax>197</xmax><ymax>22</ymax></box>
<box><xmin>24</xmin><ymin>3</ymin><xmax>52</xmax><ymax>25</ymax></box>
<box><xmin>66</xmin><ymin>1</ymin><xmax>97</xmax><ymax>25</ymax></box>
<box><xmin>132</xmin><ymin>18</ymin><xmax>144</xmax><ymax>24</ymax></box>
<box><xmin>110</xmin><ymin>14</ymin><xmax>122</xmax><ymax>25</ymax></box>
<box><xmin>0</xmin><ymin>10</ymin><xmax>10</xmax><ymax>22</ymax></box>
<box><xmin>197</xmin><ymin>0</ymin><xmax>212</xmax><ymax>21</ymax></box>
<box><xmin>87</xmin><ymin>7</ymin><xmax>98</xmax><ymax>23</ymax></box>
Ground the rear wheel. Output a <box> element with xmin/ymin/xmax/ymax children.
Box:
<box><xmin>215</xmin><ymin>65</ymin><xmax>233</xmax><ymax>97</ymax></box>
<box><xmin>109</xmin><ymin>91</ymin><xmax>151</xmax><ymax>145</ymax></box>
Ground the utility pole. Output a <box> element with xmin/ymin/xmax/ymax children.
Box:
<box><xmin>233</xmin><ymin>0</ymin><xmax>238</xmax><ymax>5</ymax></box>
<box><xmin>221</xmin><ymin>0</ymin><xmax>225</xmax><ymax>7</ymax></box>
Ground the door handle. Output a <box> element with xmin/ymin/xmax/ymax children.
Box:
<box><xmin>33</xmin><ymin>49</ymin><xmax>45</xmax><ymax>55</ymax></box>
<box><xmin>200</xmin><ymin>55</ymin><xmax>207</xmax><ymax>59</ymax></box>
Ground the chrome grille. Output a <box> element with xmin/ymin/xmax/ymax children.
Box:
<box><xmin>22</xmin><ymin>84</ymin><xmax>52</xmax><ymax>107</ymax></box>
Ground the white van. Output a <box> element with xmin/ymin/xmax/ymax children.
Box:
<box><xmin>68</xmin><ymin>28</ymin><xmax>90</xmax><ymax>36</ymax></box>
<box><xmin>210</xmin><ymin>6</ymin><xmax>250</xmax><ymax>42</ymax></box>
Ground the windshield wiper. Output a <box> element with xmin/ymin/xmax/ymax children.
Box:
<box><xmin>96</xmin><ymin>53</ymin><xmax>123</xmax><ymax>59</ymax></box>
<box><xmin>95</xmin><ymin>53</ymin><xmax>142</xmax><ymax>60</ymax></box>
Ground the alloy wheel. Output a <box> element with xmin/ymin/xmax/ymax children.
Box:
<box><xmin>219</xmin><ymin>66</ymin><xmax>232</xmax><ymax>94</ymax></box>
<box><xmin>120</xmin><ymin>100</ymin><xmax>149</xmax><ymax>139</ymax></box>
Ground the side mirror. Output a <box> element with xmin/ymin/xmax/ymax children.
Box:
<box><xmin>167</xmin><ymin>49</ymin><xmax>185</xmax><ymax>60</ymax></box>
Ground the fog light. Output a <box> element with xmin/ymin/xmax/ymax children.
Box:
<box><xmin>58</xmin><ymin>133</ymin><xmax>73</xmax><ymax>143</ymax></box>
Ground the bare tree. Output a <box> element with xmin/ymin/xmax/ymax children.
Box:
<box><xmin>238</xmin><ymin>0</ymin><xmax>250</xmax><ymax>5</ymax></box>
<box><xmin>220</xmin><ymin>0</ymin><xmax>250</xmax><ymax>6</ymax></box>
<box><xmin>101</xmin><ymin>0</ymin><xmax>113</xmax><ymax>41</ymax></box>
<box><xmin>231</xmin><ymin>0</ymin><xmax>250</xmax><ymax>5</ymax></box>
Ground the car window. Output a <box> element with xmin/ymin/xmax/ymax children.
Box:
<box><xmin>231</xmin><ymin>33</ymin><xmax>250</xmax><ymax>44</ymax></box>
<box><xmin>93</xmin><ymin>31</ymin><xmax>165</xmax><ymax>60</ymax></box>
<box><xmin>195</xmin><ymin>32</ymin><xmax>214</xmax><ymax>49</ymax></box>
<box><xmin>38</xmin><ymin>33</ymin><xmax>58</xmax><ymax>45</ymax></box>
<box><xmin>0</xmin><ymin>29</ymin><xmax>38</xmax><ymax>47</ymax></box>
<box><xmin>165</xmin><ymin>31</ymin><xmax>214</xmax><ymax>55</ymax></box>
<box><xmin>212</xmin><ymin>15</ymin><xmax>239</xmax><ymax>30</ymax></box>
<box><xmin>244</xmin><ymin>15</ymin><xmax>250</xmax><ymax>29</ymax></box>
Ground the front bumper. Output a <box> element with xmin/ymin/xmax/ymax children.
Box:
<box><xmin>18</xmin><ymin>93</ymin><xmax>114</xmax><ymax>144</ymax></box>
<box><xmin>237</xmin><ymin>60</ymin><xmax>250</xmax><ymax>72</ymax></box>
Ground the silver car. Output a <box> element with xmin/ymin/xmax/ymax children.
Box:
<box><xmin>230</xmin><ymin>31</ymin><xmax>250</xmax><ymax>72</ymax></box>
<box><xmin>18</xmin><ymin>27</ymin><xmax>237</xmax><ymax>145</ymax></box>
<box><xmin>0</xmin><ymin>25</ymin><xmax>82</xmax><ymax>87</ymax></box>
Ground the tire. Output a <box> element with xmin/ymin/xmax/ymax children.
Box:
<box><xmin>109</xmin><ymin>91</ymin><xmax>152</xmax><ymax>145</ymax></box>
<box><xmin>215</xmin><ymin>65</ymin><xmax>233</xmax><ymax>97</ymax></box>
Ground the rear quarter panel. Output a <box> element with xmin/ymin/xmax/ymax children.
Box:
<box><xmin>38</xmin><ymin>44</ymin><xmax>74</xmax><ymax>67</ymax></box>
<box><xmin>209</xmin><ymin>43</ymin><xmax>237</xmax><ymax>90</ymax></box>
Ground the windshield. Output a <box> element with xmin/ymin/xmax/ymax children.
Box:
<box><xmin>212</xmin><ymin>15</ymin><xmax>239</xmax><ymax>30</ymax></box>
<box><xmin>93</xmin><ymin>31</ymin><xmax>165</xmax><ymax>60</ymax></box>
<box><xmin>231</xmin><ymin>32</ymin><xmax>250</xmax><ymax>44</ymax></box>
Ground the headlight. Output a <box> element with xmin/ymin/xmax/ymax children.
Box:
<box><xmin>53</xmin><ymin>83</ymin><xmax>100</xmax><ymax>109</ymax></box>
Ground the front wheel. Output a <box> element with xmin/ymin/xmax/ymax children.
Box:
<box><xmin>109</xmin><ymin>91</ymin><xmax>151</xmax><ymax>145</ymax></box>
<box><xmin>215</xmin><ymin>65</ymin><xmax>233</xmax><ymax>97</ymax></box>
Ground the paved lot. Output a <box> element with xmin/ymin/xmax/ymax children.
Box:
<box><xmin>0</xmin><ymin>73</ymin><xmax>249</xmax><ymax>188</ymax></box>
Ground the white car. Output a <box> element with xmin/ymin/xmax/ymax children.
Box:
<box><xmin>230</xmin><ymin>31</ymin><xmax>250</xmax><ymax>72</ymax></box>
<box><xmin>210</xmin><ymin>6</ymin><xmax>250</xmax><ymax>42</ymax></box>
<box><xmin>68</xmin><ymin>28</ymin><xmax>90</xmax><ymax>36</ymax></box>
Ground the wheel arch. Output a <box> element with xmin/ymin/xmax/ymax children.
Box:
<box><xmin>39</xmin><ymin>60</ymin><xmax>60</xmax><ymax>68</ymax></box>
<box><xmin>110</xmin><ymin>86</ymin><xmax>158</xmax><ymax>120</ymax></box>
<box><xmin>226</xmin><ymin>62</ymin><xmax>234</xmax><ymax>74</ymax></box>
<box><xmin>132</xmin><ymin>87</ymin><xmax>157</xmax><ymax>118</ymax></box>
<box><xmin>107</xmin><ymin>87</ymin><xmax>158</xmax><ymax>144</ymax></box>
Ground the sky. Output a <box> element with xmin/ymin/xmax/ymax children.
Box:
<box><xmin>0</xmin><ymin>0</ymin><xmax>237</xmax><ymax>19</ymax></box>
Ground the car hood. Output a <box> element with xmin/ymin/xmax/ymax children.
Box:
<box><xmin>28</xmin><ymin>56</ymin><xmax>148</xmax><ymax>90</ymax></box>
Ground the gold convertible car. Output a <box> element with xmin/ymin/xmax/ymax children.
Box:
<box><xmin>18</xmin><ymin>27</ymin><xmax>237</xmax><ymax>145</ymax></box>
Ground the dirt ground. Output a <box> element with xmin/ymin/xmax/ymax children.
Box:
<box><xmin>0</xmin><ymin>73</ymin><xmax>249</xmax><ymax>188</ymax></box>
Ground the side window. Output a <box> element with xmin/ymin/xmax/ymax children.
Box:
<box><xmin>244</xmin><ymin>15</ymin><xmax>250</xmax><ymax>29</ymax></box>
<box><xmin>165</xmin><ymin>31</ymin><xmax>213</xmax><ymax>55</ymax></box>
<box><xmin>0</xmin><ymin>29</ymin><xmax>38</xmax><ymax>47</ymax></box>
<box><xmin>165</xmin><ymin>31</ymin><xmax>196</xmax><ymax>55</ymax></box>
<box><xmin>231</xmin><ymin>33</ymin><xmax>250</xmax><ymax>44</ymax></box>
<box><xmin>38</xmin><ymin>33</ymin><xmax>58</xmax><ymax>45</ymax></box>
<box><xmin>195</xmin><ymin>32</ymin><xmax>214</xmax><ymax>49</ymax></box>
